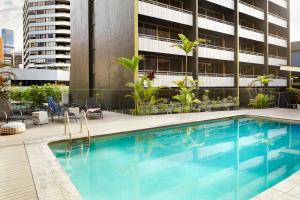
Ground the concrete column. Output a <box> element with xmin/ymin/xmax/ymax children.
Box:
<box><xmin>192</xmin><ymin>0</ymin><xmax>199</xmax><ymax>83</ymax></box>
<box><xmin>234</xmin><ymin>0</ymin><xmax>240</xmax><ymax>99</ymax></box>
<box><xmin>264</xmin><ymin>0</ymin><xmax>269</xmax><ymax>75</ymax></box>
<box><xmin>287</xmin><ymin>0</ymin><xmax>292</xmax><ymax>87</ymax></box>
<box><xmin>88</xmin><ymin>0</ymin><xmax>95</xmax><ymax>97</ymax></box>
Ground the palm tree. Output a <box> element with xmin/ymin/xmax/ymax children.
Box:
<box><xmin>117</xmin><ymin>55</ymin><xmax>144</xmax><ymax>73</ymax></box>
<box><xmin>172</xmin><ymin>34</ymin><xmax>204</xmax><ymax>86</ymax></box>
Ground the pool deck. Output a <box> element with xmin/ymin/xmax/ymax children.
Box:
<box><xmin>1</xmin><ymin>108</ymin><xmax>300</xmax><ymax>200</ymax></box>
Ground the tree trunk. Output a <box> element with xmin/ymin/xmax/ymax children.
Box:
<box><xmin>185</xmin><ymin>55</ymin><xmax>188</xmax><ymax>87</ymax></box>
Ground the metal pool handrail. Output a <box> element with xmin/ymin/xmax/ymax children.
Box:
<box><xmin>64</xmin><ymin>110</ymin><xmax>91</xmax><ymax>144</ymax></box>
<box><xmin>80</xmin><ymin>110</ymin><xmax>91</xmax><ymax>143</ymax></box>
<box><xmin>64</xmin><ymin>111</ymin><xmax>72</xmax><ymax>142</ymax></box>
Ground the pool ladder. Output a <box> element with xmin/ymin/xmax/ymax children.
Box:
<box><xmin>64</xmin><ymin>110</ymin><xmax>91</xmax><ymax>145</ymax></box>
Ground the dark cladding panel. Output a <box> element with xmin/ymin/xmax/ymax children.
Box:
<box><xmin>70</xmin><ymin>0</ymin><xmax>90</xmax><ymax>103</ymax></box>
<box><xmin>94</xmin><ymin>0</ymin><xmax>135</xmax><ymax>89</ymax></box>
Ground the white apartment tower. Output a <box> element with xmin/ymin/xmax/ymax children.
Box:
<box><xmin>23</xmin><ymin>0</ymin><xmax>70</xmax><ymax>70</ymax></box>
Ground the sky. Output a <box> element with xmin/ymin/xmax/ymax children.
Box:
<box><xmin>0</xmin><ymin>0</ymin><xmax>300</xmax><ymax>51</ymax></box>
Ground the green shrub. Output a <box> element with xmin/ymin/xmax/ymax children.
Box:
<box><xmin>249</xmin><ymin>93</ymin><xmax>274</xmax><ymax>109</ymax></box>
<box><xmin>287</xmin><ymin>88</ymin><xmax>300</xmax><ymax>95</ymax></box>
<box><xmin>173</xmin><ymin>79</ymin><xmax>200</xmax><ymax>113</ymax></box>
<box><xmin>10</xmin><ymin>84</ymin><xmax>68</xmax><ymax>106</ymax></box>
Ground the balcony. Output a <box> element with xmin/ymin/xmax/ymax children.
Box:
<box><xmin>269</xmin><ymin>77</ymin><xmax>288</xmax><ymax>87</ymax></box>
<box><xmin>138</xmin><ymin>0</ymin><xmax>193</xmax><ymax>26</ymax></box>
<box><xmin>269</xmin><ymin>0</ymin><xmax>288</xmax><ymax>9</ymax></box>
<box><xmin>239</xmin><ymin>51</ymin><xmax>264</xmax><ymax>65</ymax></box>
<box><xmin>268</xmin><ymin>13</ymin><xmax>287</xmax><ymax>28</ymax></box>
<box><xmin>205</xmin><ymin>0</ymin><xmax>234</xmax><ymax>10</ymax></box>
<box><xmin>269</xmin><ymin>55</ymin><xmax>287</xmax><ymax>66</ymax></box>
<box><xmin>239</xmin><ymin>26</ymin><xmax>264</xmax><ymax>42</ymax></box>
<box><xmin>239</xmin><ymin>1</ymin><xmax>264</xmax><ymax>20</ymax></box>
<box><xmin>198</xmin><ymin>73</ymin><xmax>234</xmax><ymax>87</ymax></box>
<box><xmin>268</xmin><ymin>34</ymin><xmax>287</xmax><ymax>48</ymax></box>
<box><xmin>240</xmin><ymin>75</ymin><xmax>287</xmax><ymax>87</ymax></box>
<box><xmin>198</xmin><ymin>44</ymin><xmax>234</xmax><ymax>61</ymax></box>
<box><xmin>198</xmin><ymin>14</ymin><xmax>234</xmax><ymax>35</ymax></box>
<box><xmin>139</xmin><ymin>71</ymin><xmax>192</xmax><ymax>87</ymax></box>
<box><xmin>138</xmin><ymin>34</ymin><xmax>187</xmax><ymax>56</ymax></box>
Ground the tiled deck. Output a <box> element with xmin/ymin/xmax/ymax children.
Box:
<box><xmin>1</xmin><ymin>109</ymin><xmax>300</xmax><ymax>200</ymax></box>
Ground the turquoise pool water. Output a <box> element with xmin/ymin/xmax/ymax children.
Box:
<box><xmin>50</xmin><ymin>117</ymin><xmax>300</xmax><ymax>200</ymax></box>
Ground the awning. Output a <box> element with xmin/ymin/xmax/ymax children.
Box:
<box><xmin>280</xmin><ymin>66</ymin><xmax>300</xmax><ymax>73</ymax></box>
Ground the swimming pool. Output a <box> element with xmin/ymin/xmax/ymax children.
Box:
<box><xmin>50</xmin><ymin>117</ymin><xmax>300</xmax><ymax>200</ymax></box>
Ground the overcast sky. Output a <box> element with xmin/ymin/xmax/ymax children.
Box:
<box><xmin>0</xmin><ymin>0</ymin><xmax>300</xmax><ymax>51</ymax></box>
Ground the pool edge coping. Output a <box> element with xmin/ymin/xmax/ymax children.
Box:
<box><xmin>24</xmin><ymin>112</ymin><xmax>300</xmax><ymax>200</ymax></box>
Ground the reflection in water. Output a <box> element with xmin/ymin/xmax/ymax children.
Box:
<box><xmin>50</xmin><ymin>118</ymin><xmax>300</xmax><ymax>200</ymax></box>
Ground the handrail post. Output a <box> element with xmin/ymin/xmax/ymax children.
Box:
<box><xmin>80</xmin><ymin>110</ymin><xmax>91</xmax><ymax>143</ymax></box>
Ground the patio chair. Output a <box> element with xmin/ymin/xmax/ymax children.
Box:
<box><xmin>278</xmin><ymin>92</ymin><xmax>297</xmax><ymax>109</ymax></box>
<box><xmin>85</xmin><ymin>97</ymin><xmax>103</xmax><ymax>119</ymax></box>
<box><xmin>47</xmin><ymin>97</ymin><xmax>77</xmax><ymax>122</ymax></box>
<box><xmin>0</xmin><ymin>99</ymin><xmax>30</xmax><ymax>128</ymax></box>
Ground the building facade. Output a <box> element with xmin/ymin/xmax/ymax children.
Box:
<box><xmin>292</xmin><ymin>41</ymin><xmax>300</xmax><ymax>67</ymax></box>
<box><xmin>0</xmin><ymin>29</ymin><xmax>14</xmax><ymax>66</ymax></box>
<box><xmin>23</xmin><ymin>0</ymin><xmax>71</xmax><ymax>70</ymax></box>
<box><xmin>70</xmin><ymin>0</ymin><xmax>291</xmax><ymax>106</ymax></box>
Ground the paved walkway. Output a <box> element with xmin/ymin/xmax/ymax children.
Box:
<box><xmin>0</xmin><ymin>144</ymin><xmax>37</xmax><ymax>200</ymax></box>
<box><xmin>1</xmin><ymin>109</ymin><xmax>300</xmax><ymax>200</ymax></box>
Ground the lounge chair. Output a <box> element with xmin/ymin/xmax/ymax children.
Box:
<box><xmin>85</xmin><ymin>97</ymin><xmax>103</xmax><ymax>119</ymax></box>
<box><xmin>0</xmin><ymin>100</ymin><xmax>30</xmax><ymax>128</ymax></box>
<box><xmin>47</xmin><ymin>97</ymin><xmax>77</xmax><ymax>122</ymax></box>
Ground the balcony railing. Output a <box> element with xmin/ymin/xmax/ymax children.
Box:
<box><xmin>239</xmin><ymin>1</ymin><xmax>264</xmax><ymax>12</ymax></box>
<box><xmin>198</xmin><ymin>13</ymin><xmax>234</xmax><ymax>26</ymax></box>
<box><xmin>269</xmin><ymin>12</ymin><xmax>287</xmax><ymax>21</ymax></box>
<box><xmin>198</xmin><ymin>43</ymin><xmax>234</xmax><ymax>61</ymax></box>
<box><xmin>205</xmin><ymin>0</ymin><xmax>234</xmax><ymax>9</ymax></box>
<box><xmin>268</xmin><ymin>33</ymin><xmax>287</xmax><ymax>40</ymax></box>
<box><xmin>269</xmin><ymin>0</ymin><xmax>287</xmax><ymax>9</ymax></box>
<box><xmin>139</xmin><ymin>0</ymin><xmax>192</xmax><ymax>14</ymax></box>
<box><xmin>139</xmin><ymin>70</ymin><xmax>192</xmax><ymax>76</ymax></box>
<box><xmin>198</xmin><ymin>43</ymin><xmax>234</xmax><ymax>52</ymax></box>
<box><xmin>269</xmin><ymin>55</ymin><xmax>287</xmax><ymax>60</ymax></box>
<box><xmin>198</xmin><ymin>73</ymin><xmax>234</xmax><ymax>77</ymax></box>
<box><xmin>240</xmin><ymin>25</ymin><xmax>264</xmax><ymax>35</ymax></box>
<box><xmin>268</xmin><ymin>12</ymin><xmax>288</xmax><ymax>28</ymax></box>
<box><xmin>198</xmin><ymin>73</ymin><xmax>234</xmax><ymax>87</ymax></box>
<box><xmin>239</xmin><ymin>50</ymin><xmax>264</xmax><ymax>56</ymax></box>
<box><xmin>239</xmin><ymin>74</ymin><xmax>286</xmax><ymax>80</ymax></box>
<box><xmin>139</xmin><ymin>33</ymin><xmax>180</xmax><ymax>43</ymax></box>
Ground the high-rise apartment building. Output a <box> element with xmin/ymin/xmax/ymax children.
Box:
<box><xmin>23</xmin><ymin>0</ymin><xmax>71</xmax><ymax>70</ymax></box>
<box><xmin>292</xmin><ymin>41</ymin><xmax>300</xmax><ymax>67</ymax></box>
<box><xmin>70</xmin><ymin>0</ymin><xmax>291</xmax><ymax>106</ymax></box>
<box><xmin>12</xmin><ymin>50</ymin><xmax>23</xmax><ymax>68</ymax></box>
<box><xmin>0</xmin><ymin>29</ymin><xmax>14</xmax><ymax>66</ymax></box>
<box><xmin>0</xmin><ymin>38</ymin><xmax>3</xmax><ymax>66</ymax></box>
